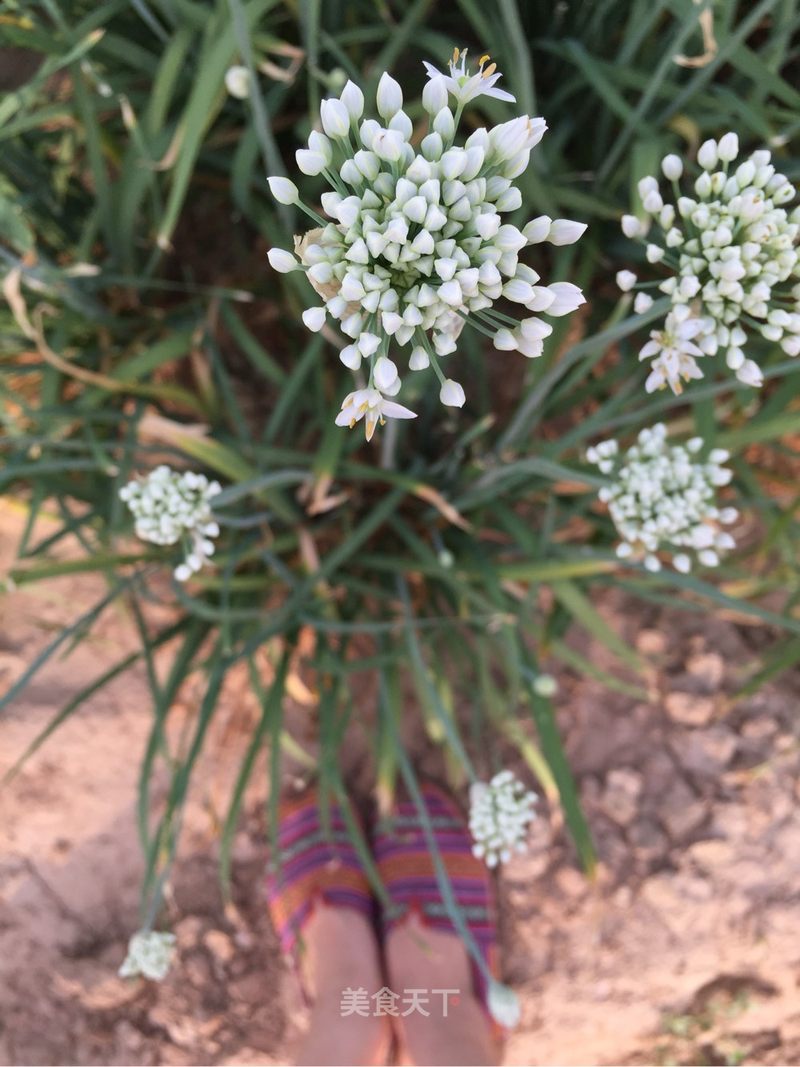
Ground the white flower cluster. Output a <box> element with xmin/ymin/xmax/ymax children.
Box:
<box><xmin>119</xmin><ymin>929</ymin><xmax>176</xmax><ymax>981</ymax></box>
<box><xmin>618</xmin><ymin>132</ymin><xmax>800</xmax><ymax>393</ymax></box>
<box><xmin>119</xmin><ymin>465</ymin><xmax>221</xmax><ymax>582</ymax></box>
<box><xmin>469</xmin><ymin>770</ymin><xmax>538</xmax><ymax>868</ymax></box>
<box><xmin>588</xmin><ymin>423</ymin><xmax>737</xmax><ymax>573</ymax></box>
<box><xmin>267</xmin><ymin>49</ymin><xmax>586</xmax><ymax>441</ymax></box>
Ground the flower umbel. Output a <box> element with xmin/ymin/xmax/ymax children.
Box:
<box><xmin>469</xmin><ymin>770</ymin><xmax>538</xmax><ymax>868</ymax></box>
<box><xmin>588</xmin><ymin>423</ymin><xmax>737</xmax><ymax>573</ymax></box>
<box><xmin>267</xmin><ymin>53</ymin><xmax>586</xmax><ymax>439</ymax></box>
<box><xmin>620</xmin><ymin>132</ymin><xmax>800</xmax><ymax>391</ymax></box>
<box><xmin>119</xmin><ymin>465</ymin><xmax>221</xmax><ymax>582</ymax></box>
<box><xmin>119</xmin><ymin>930</ymin><xmax>176</xmax><ymax>981</ymax></box>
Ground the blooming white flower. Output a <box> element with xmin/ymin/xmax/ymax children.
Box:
<box><xmin>621</xmin><ymin>133</ymin><xmax>800</xmax><ymax>390</ymax></box>
<box><xmin>639</xmin><ymin>311</ymin><xmax>706</xmax><ymax>394</ymax></box>
<box><xmin>119</xmin><ymin>465</ymin><xmax>221</xmax><ymax>582</ymax></box>
<box><xmin>119</xmin><ymin>930</ymin><xmax>176</xmax><ymax>981</ymax></box>
<box><xmin>268</xmin><ymin>56</ymin><xmax>585</xmax><ymax>439</ymax></box>
<box><xmin>588</xmin><ymin>422</ymin><xmax>737</xmax><ymax>573</ymax></box>
<box><xmin>225</xmin><ymin>65</ymin><xmax>250</xmax><ymax>100</ymax></box>
<box><xmin>423</xmin><ymin>47</ymin><xmax>515</xmax><ymax>107</ymax></box>
<box><xmin>334</xmin><ymin>387</ymin><xmax>416</xmax><ymax>441</ymax></box>
<box><xmin>469</xmin><ymin>770</ymin><xmax>538</xmax><ymax>868</ymax></box>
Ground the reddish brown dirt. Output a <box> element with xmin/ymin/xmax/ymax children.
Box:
<box><xmin>2</xmin><ymin>498</ymin><xmax>800</xmax><ymax>1067</ymax></box>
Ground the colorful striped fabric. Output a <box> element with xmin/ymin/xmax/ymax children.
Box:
<box><xmin>373</xmin><ymin>783</ymin><xmax>500</xmax><ymax>1014</ymax></box>
<box><xmin>265</xmin><ymin>790</ymin><xmax>375</xmax><ymax>957</ymax></box>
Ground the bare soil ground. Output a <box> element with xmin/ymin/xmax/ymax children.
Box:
<box><xmin>2</xmin><ymin>498</ymin><xmax>799</xmax><ymax>1067</ymax></box>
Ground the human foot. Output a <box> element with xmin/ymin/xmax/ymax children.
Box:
<box><xmin>266</xmin><ymin>790</ymin><xmax>391</xmax><ymax>1065</ymax></box>
<box><xmin>374</xmin><ymin>785</ymin><xmax>502</xmax><ymax>1065</ymax></box>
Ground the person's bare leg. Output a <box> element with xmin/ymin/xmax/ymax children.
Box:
<box><xmin>385</xmin><ymin>913</ymin><xmax>500</xmax><ymax>1066</ymax></box>
<box><xmin>293</xmin><ymin>907</ymin><xmax>391</xmax><ymax>1066</ymax></box>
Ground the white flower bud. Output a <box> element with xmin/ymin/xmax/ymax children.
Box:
<box><xmin>523</xmin><ymin>215</ymin><xmax>551</xmax><ymax>243</ymax></box>
<box><xmin>373</xmin><ymin>128</ymin><xmax>404</xmax><ymax>161</ymax></box>
<box><xmin>440</xmin><ymin>378</ymin><xmax>466</xmax><ymax>407</ymax></box>
<box><xmin>339</xmin><ymin>344</ymin><xmax>361</xmax><ymax>370</ymax></box>
<box><xmin>697</xmin><ymin>139</ymin><xmax>718</xmax><ymax>170</ymax></box>
<box><xmin>308</xmin><ymin>130</ymin><xmax>332</xmax><ymax>163</ymax></box>
<box><xmin>422</xmin><ymin>75</ymin><xmax>449</xmax><ymax>115</ymax></box>
<box><xmin>267</xmin><ymin>248</ymin><xmax>299</xmax><ymax>273</ymax></box>
<box><xmin>661</xmin><ymin>154</ymin><xmax>683</xmax><ymax>181</ymax></box>
<box><xmin>376</xmin><ymin>72</ymin><xmax>403</xmax><ymax>119</ymax></box>
<box><xmin>320</xmin><ymin>98</ymin><xmax>350</xmax><ymax>138</ymax></box>
<box><xmin>339</xmin><ymin>79</ymin><xmax>364</xmax><ymax>119</ymax></box>
<box><xmin>643</xmin><ymin>189</ymin><xmax>663</xmax><ymax>213</ymax></box>
<box><xmin>296</xmin><ymin>149</ymin><xmax>327</xmax><ymax>175</ymax></box>
<box><xmin>503</xmin><ymin>278</ymin><xmax>534</xmax><ymax>303</ymax></box>
<box><xmin>373</xmin><ymin>356</ymin><xmax>398</xmax><ymax>391</ymax></box>
<box><xmin>302</xmin><ymin>306</ymin><xmax>326</xmax><ymax>332</ymax></box>
<box><xmin>225</xmin><ymin>65</ymin><xmax>250</xmax><ymax>99</ymax></box>
<box><xmin>548</xmin><ymin>219</ymin><xmax>587</xmax><ymax>245</ymax></box>
<box><xmin>433</xmin><ymin>107</ymin><xmax>455</xmax><ymax>140</ymax></box>
<box><xmin>532</xmin><ymin>674</ymin><xmax>558</xmax><ymax>697</ymax></box>
<box><xmin>267</xmin><ymin>176</ymin><xmax>298</xmax><ymax>204</ymax></box>
<box><xmin>545</xmin><ymin>282</ymin><xmax>585</xmax><ymax>316</ymax></box>
<box><xmin>616</xmin><ymin>270</ymin><xmax>637</xmax><ymax>292</ymax></box>
<box><xmin>621</xmin><ymin>214</ymin><xmax>644</xmax><ymax>238</ymax></box>
<box><xmin>717</xmin><ymin>132</ymin><xmax>739</xmax><ymax>162</ymax></box>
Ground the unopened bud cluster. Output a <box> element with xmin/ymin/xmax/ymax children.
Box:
<box><xmin>588</xmin><ymin>423</ymin><xmax>737</xmax><ymax>573</ymax></box>
<box><xmin>267</xmin><ymin>50</ymin><xmax>585</xmax><ymax>441</ymax></box>
<box><xmin>618</xmin><ymin>132</ymin><xmax>799</xmax><ymax>393</ymax></box>
<box><xmin>119</xmin><ymin>929</ymin><xmax>176</xmax><ymax>981</ymax></box>
<box><xmin>469</xmin><ymin>770</ymin><xmax>538</xmax><ymax>868</ymax></box>
<box><xmin>119</xmin><ymin>465</ymin><xmax>221</xmax><ymax>582</ymax></box>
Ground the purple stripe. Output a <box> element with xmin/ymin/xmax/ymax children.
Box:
<box><xmin>373</xmin><ymin>834</ymin><xmax>474</xmax><ymax>858</ymax></box>
<box><xmin>268</xmin><ymin>850</ymin><xmax>365</xmax><ymax>895</ymax></box>
<box><xmin>278</xmin><ymin>806</ymin><xmax>350</xmax><ymax>844</ymax></box>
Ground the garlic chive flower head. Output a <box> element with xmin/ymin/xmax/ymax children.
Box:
<box><xmin>588</xmin><ymin>423</ymin><xmax>737</xmax><ymax>574</ymax></box>
<box><xmin>469</xmin><ymin>770</ymin><xmax>538</xmax><ymax>868</ymax></box>
<box><xmin>119</xmin><ymin>465</ymin><xmax>221</xmax><ymax>582</ymax></box>
<box><xmin>619</xmin><ymin>133</ymin><xmax>800</xmax><ymax>391</ymax></box>
<box><xmin>119</xmin><ymin>930</ymin><xmax>176</xmax><ymax>981</ymax></box>
<box><xmin>267</xmin><ymin>53</ymin><xmax>586</xmax><ymax>440</ymax></box>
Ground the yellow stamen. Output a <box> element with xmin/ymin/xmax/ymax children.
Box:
<box><xmin>452</xmin><ymin>46</ymin><xmax>460</xmax><ymax>63</ymax></box>
<box><xmin>482</xmin><ymin>62</ymin><xmax>496</xmax><ymax>78</ymax></box>
<box><xmin>479</xmin><ymin>53</ymin><xmax>490</xmax><ymax>66</ymax></box>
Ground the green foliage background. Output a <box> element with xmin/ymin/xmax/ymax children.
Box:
<box><xmin>1</xmin><ymin>0</ymin><xmax>799</xmax><ymax>919</ymax></box>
